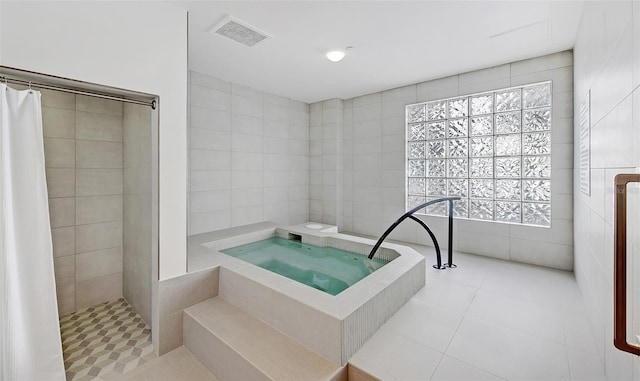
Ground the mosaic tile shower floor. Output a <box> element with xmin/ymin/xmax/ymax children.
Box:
<box><xmin>60</xmin><ymin>298</ymin><xmax>154</xmax><ymax>381</ymax></box>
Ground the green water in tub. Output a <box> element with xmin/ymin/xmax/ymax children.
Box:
<box><xmin>220</xmin><ymin>237</ymin><xmax>390</xmax><ymax>296</ymax></box>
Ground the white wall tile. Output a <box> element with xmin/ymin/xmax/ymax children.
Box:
<box><xmin>191</xmin><ymin>107</ymin><xmax>231</xmax><ymax>131</ymax></box>
<box><xmin>190</xmin><ymin>85</ymin><xmax>231</xmax><ymax>111</ymax></box>
<box><xmin>232</xmin><ymin>170</ymin><xmax>263</xmax><ymax>189</ymax></box>
<box><xmin>382</xmin><ymin>116</ymin><xmax>405</xmax><ymax>136</ymax></box>
<box><xmin>40</xmin><ymin>89</ymin><xmax>75</xmax><ymax>110</ymax></box>
<box><xmin>231</xmin><ymin>133</ymin><xmax>263</xmax><ymax>153</ymax></box>
<box><xmin>510</xmin><ymin>50</ymin><xmax>573</xmax><ymax>76</ymax></box>
<box><xmin>190</xmin><ymin>128</ymin><xmax>231</xmax><ymax>151</ymax></box>
<box><xmin>511</xmin><ymin>66</ymin><xmax>573</xmax><ymax>94</ymax></box>
<box><xmin>551</xmin><ymin>117</ymin><xmax>573</xmax><ymax>144</ymax></box>
<box><xmin>231</xmin><ymin>206</ymin><xmax>264</xmax><ymax>227</ymax></box>
<box><xmin>382</xmin><ymin>85</ymin><xmax>416</xmax><ymax>102</ymax></box>
<box><xmin>75</xmin><ymin>247</ymin><xmax>123</xmax><ymax>282</ymax></box>
<box><xmin>232</xmin><ymin>114</ymin><xmax>263</xmax><ymax>135</ymax></box>
<box><xmin>263</xmin><ymin>154</ymin><xmax>290</xmax><ymax>170</ymax></box>
<box><xmin>44</xmin><ymin>138</ymin><xmax>75</xmax><ymax>168</ymax></box>
<box><xmin>264</xmin><ymin>120</ymin><xmax>289</xmax><ymax>138</ymax></box>
<box><xmin>353</xmin><ymin>105</ymin><xmax>383</xmax><ymax>125</ymax></box>
<box><xmin>190</xmin><ymin>190</ymin><xmax>231</xmax><ymax>212</ymax></box>
<box><xmin>56</xmin><ymin>283</ymin><xmax>75</xmax><ymax>316</ymax></box>
<box><xmin>264</xmin><ymin>137</ymin><xmax>290</xmax><ymax>155</ymax></box>
<box><xmin>52</xmin><ymin>226</ymin><xmax>75</xmax><ymax>258</ymax></box>
<box><xmin>42</xmin><ymin>107</ymin><xmax>75</xmax><ymax>139</ymax></box>
<box><xmin>459</xmin><ymin>64</ymin><xmax>511</xmax><ymax>87</ymax></box>
<box><xmin>231</xmin><ymin>152</ymin><xmax>263</xmax><ymax>171</ymax></box>
<box><xmin>76</xmin><ymin>140</ymin><xmax>122</xmax><ymax>169</ymax></box>
<box><xmin>573</xmin><ymin>6</ymin><xmax>638</xmax><ymax>373</ymax></box>
<box><xmin>231</xmin><ymin>83</ymin><xmax>263</xmax><ymax>100</ymax></box>
<box><xmin>53</xmin><ymin>255</ymin><xmax>75</xmax><ymax>287</ymax></box>
<box><xmin>76</xmin><ymin>168</ymin><xmax>123</xmax><ymax>196</ymax></box>
<box><xmin>592</xmin><ymin>96</ymin><xmax>635</xmax><ymax>169</ymax></box>
<box><xmin>591</xmin><ymin>20</ymin><xmax>634</xmax><ymax>124</ymax></box>
<box><xmin>353</xmin><ymin>154</ymin><xmax>381</xmax><ymax>171</ymax></box>
<box><xmin>634</xmin><ymin>1</ymin><xmax>640</xmax><ymax>89</ymax></box>
<box><xmin>509</xmin><ymin>239</ymin><xmax>572</xmax><ymax>270</ymax></box>
<box><xmin>381</xmin><ymin>134</ymin><xmax>405</xmax><ymax>153</ymax></box>
<box><xmin>190</xmin><ymin>150</ymin><xmax>231</xmax><ymax>171</ymax></box>
<box><xmin>190</xmin><ymin>171</ymin><xmax>231</xmax><ymax>192</ymax></box>
<box><xmin>76</xmin><ymin>111</ymin><xmax>122</xmax><ymax>142</ymax></box>
<box><xmin>190</xmin><ymin>210</ymin><xmax>232</xmax><ymax>234</ymax></box>
<box><xmin>382</xmin><ymin>152</ymin><xmax>405</xmax><ymax>170</ymax></box>
<box><xmin>190</xmin><ymin>71</ymin><xmax>231</xmax><ymax>92</ymax></box>
<box><xmin>289</xmin><ymin>170</ymin><xmax>308</xmax><ymax>185</ymax></box>
<box><xmin>76</xmin><ymin>195</ymin><xmax>123</xmax><ymax>225</ymax></box>
<box><xmin>264</xmin><ymin>170</ymin><xmax>290</xmax><ymax>188</ymax></box>
<box><xmin>416</xmin><ymin>75</ymin><xmax>458</xmax><ymax>101</ymax></box>
<box><xmin>232</xmin><ymin>95</ymin><xmax>263</xmax><ymax>119</ymax></box>
<box><xmin>49</xmin><ymin>197</ymin><xmax>75</xmax><ymax>228</ymax></box>
<box><xmin>75</xmin><ymin>272</ymin><xmax>122</xmax><ymax>310</ymax></box>
<box><xmin>46</xmin><ymin>168</ymin><xmax>75</xmax><ymax>198</ymax></box>
<box><xmin>75</xmin><ymin>220</ymin><xmax>122</xmax><ymax>253</ymax></box>
<box><xmin>353</xmin><ymin>93</ymin><xmax>381</xmax><ymax>108</ymax></box>
<box><xmin>264</xmin><ymin>93</ymin><xmax>289</xmax><ymax>107</ymax></box>
<box><xmin>76</xmin><ymin>95</ymin><xmax>122</xmax><ymax>116</ymax></box>
<box><xmin>459</xmin><ymin>78</ymin><xmax>512</xmax><ymax>96</ymax></box>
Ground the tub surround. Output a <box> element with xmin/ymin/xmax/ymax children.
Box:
<box><xmin>185</xmin><ymin>222</ymin><xmax>425</xmax><ymax>367</ymax></box>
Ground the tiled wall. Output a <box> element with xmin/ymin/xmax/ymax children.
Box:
<box><xmin>123</xmin><ymin>103</ymin><xmax>153</xmax><ymax>325</ymax></box>
<box><xmin>309</xmin><ymin>99</ymin><xmax>344</xmax><ymax>226</ymax></box>
<box><xmin>187</xmin><ymin>71</ymin><xmax>310</xmax><ymax>235</ymax></box>
<box><xmin>313</xmin><ymin>51</ymin><xmax>574</xmax><ymax>270</ymax></box>
<box><xmin>44</xmin><ymin>89</ymin><xmax>151</xmax><ymax>317</ymax></box>
<box><xmin>156</xmin><ymin>267</ymin><xmax>219</xmax><ymax>355</ymax></box>
<box><xmin>573</xmin><ymin>2</ymin><xmax>640</xmax><ymax>379</ymax></box>
<box><xmin>45</xmin><ymin>91</ymin><xmax>125</xmax><ymax>315</ymax></box>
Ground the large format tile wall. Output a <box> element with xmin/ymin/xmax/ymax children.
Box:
<box><xmin>123</xmin><ymin>103</ymin><xmax>153</xmax><ymax>325</ymax></box>
<box><xmin>309</xmin><ymin>99</ymin><xmax>344</xmax><ymax>226</ymax></box>
<box><xmin>573</xmin><ymin>2</ymin><xmax>640</xmax><ymax>380</ymax></box>
<box><xmin>44</xmin><ymin>91</ymin><xmax>125</xmax><ymax>315</ymax></box>
<box><xmin>188</xmin><ymin>71</ymin><xmax>310</xmax><ymax>235</ymax></box>
<box><xmin>312</xmin><ymin>51</ymin><xmax>574</xmax><ymax>270</ymax></box>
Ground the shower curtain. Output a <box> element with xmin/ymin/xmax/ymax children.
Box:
<box><xmin>0</xmin><ymin>83</ymin><xmax>66</xmax><ymax>380</ymax></box>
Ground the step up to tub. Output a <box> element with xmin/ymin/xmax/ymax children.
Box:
<box><xmin>183</xmin><ymin>297</ymin><xmax>344</xmax><ymax>381</ymax></box>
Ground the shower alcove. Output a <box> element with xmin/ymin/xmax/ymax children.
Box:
<box><xmin>1</xmin><ymin>67</ymin><xmax>160</xmax><ymax>377</ymax></box>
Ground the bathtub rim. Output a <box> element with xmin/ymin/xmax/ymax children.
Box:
<box><xmin>187</xmin><ymin>221</ymin><xmax>425</xmax><ymax>320</ymax></box>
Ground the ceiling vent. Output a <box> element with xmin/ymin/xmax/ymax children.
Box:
<box><xmin>209</xmin><ymin>16</ymin><xmax>271</xmax><ymax>47</ymax></box>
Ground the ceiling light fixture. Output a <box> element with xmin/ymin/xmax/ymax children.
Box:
<box><xmin>326</xmin><ymin>50</ymin><xmax>345</xmax><ymax>62</ymax></box>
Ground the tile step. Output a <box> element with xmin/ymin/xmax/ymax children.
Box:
<box><xmin>183</xmin><ymin>297</ymin><xmax>344</xmax><ymax>381</ymax></box>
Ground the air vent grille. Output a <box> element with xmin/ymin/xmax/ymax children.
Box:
<box><xmin>210</xmin><ymin>16</ymin><xmax>270</xmax><ymax>47</ymax></box>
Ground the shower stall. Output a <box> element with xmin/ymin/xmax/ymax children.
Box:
<box><xmin>1</xmin><ymin>67</ymin><xmax>159</xmax><ymax>378</ymax></box>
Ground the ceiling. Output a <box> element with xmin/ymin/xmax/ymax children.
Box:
<box><xmin>176</xmin><ymin>1</ymin><xmax>584</xmax><ymax>104</ymax></box>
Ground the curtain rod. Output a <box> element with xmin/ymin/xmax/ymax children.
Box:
<box><xmin>1</xmin><ymin>76</ymin><xmax>156</xmax><ymax>110</ymax></box>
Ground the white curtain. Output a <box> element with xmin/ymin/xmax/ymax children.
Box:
<box><xmin>0</xmin><ymin>84</ymin><xmax>66</xmax><ymax>380</ymax></box>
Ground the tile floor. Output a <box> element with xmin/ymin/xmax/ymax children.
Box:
<box><xmin>104</xmin><ymin>244</ymin><xmax>605</xmax><ymax>381</ymax></box>
<box><xmin>349</xmin><ymin>245</ymin><xmax>606</xmax><ymax>381</ymax></box>
<box><xmin>60</xmin><ymin>298</ymin><xmax>155</xmax><ymax>380</ymax></box>
<box><xmin>102</xmin><ymin>347</ymin><xmax>219</xmax><ymax>381</ymax></box>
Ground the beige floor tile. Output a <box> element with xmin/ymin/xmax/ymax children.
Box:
<box><xmin>104</xmin><ymin>347</ymin><xmax>218</xmax><ymax>381</ymax></box>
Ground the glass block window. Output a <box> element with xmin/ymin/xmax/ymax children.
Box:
<box><xmin>406</xmin><ymin>81</ymin><xmax>552</xmax><ymax>227</ymax></box>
